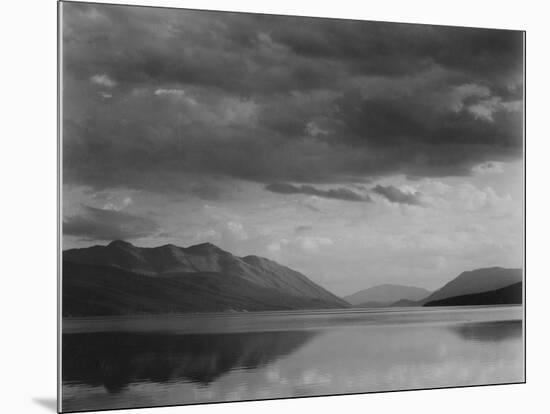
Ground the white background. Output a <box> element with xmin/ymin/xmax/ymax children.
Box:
<box><xmin>1</xmin><ymin>0</ymin><xmax>546</xmax><ymax>413</ymax></box>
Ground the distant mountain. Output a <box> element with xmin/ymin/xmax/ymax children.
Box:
<box><xmin>390</xmin><ymin>298</ymin><xmax>422</xmax><ymax>307</ymax></box>
<box><xmin>344</xmin><ymin>284</ymin><xmax>431</xmax><ymax>307</ymax></box>
<box><xmin>424</xmin><ymin>282</ymin><xmax>522</xmax><ymax>307</ymax></box>
<box><xmin>63</xmin><ymin>241</ymin><xmax>348</xmax><ymax>316</ymax></box>
<box><xmin>421</xmin><ymin>267</ymin><xmax>522</xmax><ymax>304</ymax></box>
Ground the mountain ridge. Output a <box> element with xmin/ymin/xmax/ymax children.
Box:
<box><xmin>63</xmin><ymin>240</ymin><xmax>348</xmax><ymax>316</ymax></box>
<box><xmin>424</xmin><ymin>282</ymin><xmax>522</xmax><ymax>307</ymax></box>
<box><xmin>65</xmin><ymin>240</ymin><xmax>346</xmax><ymax>305</ymax></box>
<box><xmin>344</xmin><ymin>283</ymin><xmax>432</xmax><ymax>307</ymax></box>
<box><xmin>421</xmin><ymin>267</ymin><xmax>522</xmax><ymax>304</ymax></box>
<box><xmin>63</xmin><ymin>241</ymin><xmax>523</xmax><ymax>315</ymax></box>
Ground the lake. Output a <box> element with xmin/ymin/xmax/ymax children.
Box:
<box><xmin>61</xmin><ymin>306</ymin><xmax>524</xmax><ymax>412</ymax></box>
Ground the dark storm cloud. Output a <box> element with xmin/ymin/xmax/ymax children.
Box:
<box><xmin>63</xmin><ymin>206</ymin><xmax>160</xmax><ymax>241</ymax></box>
<box><xmin>62</xmin><ymin>2</ymin><xmax>524</xmax><ymax>192</ymax></box>
<box><xmin>372</xmin><ymin>185</ymin><xmax>423</xmax><ymax>206</ymax></box>
<box><xmin>265</xmin><ymin>183</ymin><xmax>369</xmax><ymax>202</ymax></box>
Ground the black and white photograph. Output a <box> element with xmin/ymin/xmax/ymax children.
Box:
<box><xmin>59</xmin><ymin>1</ymin><xmax>524</xmax><ymax>412</ymax></box>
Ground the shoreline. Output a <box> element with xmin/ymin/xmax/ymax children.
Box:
<box><xmin>62</xmin><ymin>305</ymin><xmax>522</xmax><ymax>335</ymax></box>
<box><xmin>62</xmin><ymin>303</ymin><xmax>522</xmax><ymax>321</ymax></box>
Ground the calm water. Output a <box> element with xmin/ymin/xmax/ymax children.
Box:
<box><xmin>61</xmin><ymin>306</ymin><xmax>524</xmax><ymax>412</ymax></box>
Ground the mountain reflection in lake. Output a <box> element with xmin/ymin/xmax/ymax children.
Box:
<box><xmin>449</xmin><ymin>320</ymin><xmax>523</xmax><ymax>343</ymax></box>
<box><xmin>62</xmin><ymin>330</ymin><xmax>318</xmax><ymax>393</ymax></box>
<box><xmin>61</xmin><ymin>306</ymin><xmax>524</xmax><ymax>412</ymax></box>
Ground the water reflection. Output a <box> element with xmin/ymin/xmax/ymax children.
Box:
<box><xmin>62</xmin><ymin>330</ymin><xmax>318</xmax><ymax>393</ymax></box>
<box><xmin>449</xmin><ymin>320</ymin><xmax>523</xmax><ymax>342</ymax></box>
<box><xmin>62</xmin><ymin>308</ymin><xmax>524</xmax><ymax>412</ymax></box>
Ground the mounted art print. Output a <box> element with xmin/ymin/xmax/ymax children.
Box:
<box><xmin>59</xmin><ymin>1</ymin><xmax>525</xmax><ymax>412</ymax></box>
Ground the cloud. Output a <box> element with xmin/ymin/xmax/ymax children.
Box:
<box><xmin>454</xmin><ymin>184</ymin><xmax>512</xmax><ymax>212</ymax></box>
<box><xmin>372</xmin><ymin>185</ymin><xmax>423</xmax><ymax>206</ymax></box>
<box><xmin>267</xmin><ymin>236</ymin><xmax>333</xmax><ymax>256</ymax></box>
<box><xmin>472</xmin><ymin>161</ymin><xmax>505</xmax><ymax>175</ymax></box>
<box><xmin>226</xmin><ymin>221</ymin><xmax>249</xmax><ymax>241</ymax></box>
<box><xmin>63</xmin><ymin>206</ymin><xmax>159</xmax><ymax>241</ymax></box>
<box><xmin>102</xmin><ymin>196</ymin><xmax>133</xmax><ymax>211</ymax></box>
<box><xmin>62</xmin><ymin>3</ymin><xmax>523</xmax><ymax>193</ymax></box>
<box><xmin>448</xmin><ymin>83</ymin><xmax>491</xmax><ymax>111</ymax></box>
<box><xmin>154</xmin><ymin>88</ymin><xmax>186</xmax><ymax>97</ymax></box>
<box><xmin>189</xmin><ymin>182</ymin><xmax>225</xmax><ymax>201</ymax></box>
<box><xmin>298</xmin><ymin>236</ymin><xmax>334</xmax><ymax>254</ymax></box>
<box><xmin>90</xmin><ymin>73</ymin><xmax>116</xmax><ymax>88</ymax></box>
<box><xmin>265</xmin><ymin>183</ymin><xmax>369</xmax><ymax>202</ymax></box>
<box><xmin>305</xmin><ymin>121</ymin><xmax>329</xmax><ymax>137</ymax></box>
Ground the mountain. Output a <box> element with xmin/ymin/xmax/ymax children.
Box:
<box><xmin>421</xmin><ymin>267</ymin><xmax>522</xmax><ymax>304</ymax></box>
<box><xmin>390</xmin><ymin>298</ymin><xmax>422</xmax><ymax>307</ymax></box>
<box><xmin>424</xmin><ymin>282</ymin><xmax>522</xmax><ymax>307</ymax></box>
<box><xmin>63</xmin><ymin>241</ymin><xmax>348</xmax><ymax>316</ymax></box>
<box><xmin>344</xmin><ymin>284</ymin><xmax>431</xmax><ymax>307</ymax></box>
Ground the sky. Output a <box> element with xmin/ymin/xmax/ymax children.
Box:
<box><xmin>61</xmin><ymin>2</ymin><xmax>524</xmax><ymax>295</ymax></box>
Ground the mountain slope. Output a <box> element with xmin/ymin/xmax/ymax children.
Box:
<box><xmin>422</xmin><ymin>267</ymin><xmax>522</xmax><ymax>304</ymax></box>
<box><xmin>62</xmin><ymin>241</ymin><xmax>348</xmax><ymax>316</ymax></box>
<box><xmin>63</xmin><ymin>262</ymin><xmax>347</xmax><ymax>316</ymax></box>
<box><xmin>64</xmin><ymin>241</ymin><xmax>346</xmax><ymax>306</ymax></box>
<box><xmin>344</xmin><ymin>284</ymin><xmax>431</xmax><ymax>307</ymax></box>
<box><xmin>424</xmin><ymin>282</ymin><xmax>522</xmax><ymax>307</ymax></box>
